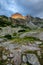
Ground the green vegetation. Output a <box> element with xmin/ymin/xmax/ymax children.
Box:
<box><xmin>0</xmin><ymin>16</ymin><xmax>12</xmax><ymax>27</ymax></box>
<box><xmin>24</xmin><ymin>37</ymin><xmax>40</xmax><ymax>41</ymax></box>
<box><xmin>4</xmin><ymin>34</ymin><xmax>12</xmax><ymax>39</ymax></box>
<box><xmin>18</xmin><ymin>29</ymin><xmax>26</xmax><ymax>32</ymax></box>
<box><xmin>27</xmin><ymin>62</ymin><xmax>32</xmax><ymax>65</ymax></box>
<box><xmin>11</xmin><ymin>36</ymin><xmax>40</xmax><ymax>44</ymax></box>
<box><xmin>24</xmin><ymin>50</ymin><xmax>37</xmax><ymax>54</ymax></box>
<box><xmin>13</xmin><ymin>33</ymin><xmax>17</xmax><ymax>36</ymax></box>
<box><xmin>0</xmin><ymin>28</ymin><xmax>2</xmax><ymax>30</ymax></box>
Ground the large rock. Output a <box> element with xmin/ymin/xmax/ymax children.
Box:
<box><xmin>26</xmin><ymin>54</ymin><xmax>40</xmax><ymax>65</ymax></box>
<box><xmin>13</xmin><ymin>49</ymin><xmax>21</xmax><ymax>65</ymax></box>
<box><xmin>22</xmin><ymin>55</ymin><xmax>27</xmax><ymax>63</ymax></box>
<box><xmin>2</xmin><ymin>55</ymin><xmax>7</xmax><ymax>60</ymax></box>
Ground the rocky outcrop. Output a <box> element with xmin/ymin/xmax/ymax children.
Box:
<box><xmin>11</xmin><ymin>13</ymin><xmax>26</xmax><ymax>19</ymax></box>
<box><xmin>22</xmin><ymin>54</ymin><xmax>40</xmax><ymax>65</ymax></box>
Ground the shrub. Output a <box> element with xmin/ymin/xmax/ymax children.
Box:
<box><xmin>13</xmin><ymin>33</ymin><xmax>17</xmax><ymax>36</ymax></box>
<box><xmin>4</xmin><ymin>34</ymin><xmax>12</xmax><ymax>39</ymax></box>
<box><xmin>18</xmin><ymin>29</ymin><xmax>25</xmax><ymax>32</ymax></box>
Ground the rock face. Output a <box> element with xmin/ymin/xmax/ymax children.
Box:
<box><xmin>11</xmin><ymin>13</ymin><xmax>26</xmax><ymax>19</ymax></box>
<box><xmin>27</xmin><ymin>54</ymin><xmax>40</xmax><ymax>65</ymax></box>
<box><xmin>13</xmin><ymin>49</ymin><xmax>21</xmax><ymax>65</ymax></box>
<box><xmin>26</xmin><ymin>21</ymin><xmax>37</xmax><ymax>29</ymax></box>
<box><xmin>22</xmin><ymin>55</ymin><xmax>27</xmax><ymax>63</ymax></box>
<box><xmin>22</xmin><ymin>54</ymin><xmax>41</xmax><ymax>65</ymax></box>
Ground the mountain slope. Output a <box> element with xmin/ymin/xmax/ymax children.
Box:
<box><xmin>0</xmin><ymin>13</ymin><xmax>43</xmax><ymax>29</ymax></box>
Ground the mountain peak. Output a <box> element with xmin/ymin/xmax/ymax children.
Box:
<box><xmin>11</xmin><ymin>13</ymin><xmax>26</xmax><ymax>19</ymax></box>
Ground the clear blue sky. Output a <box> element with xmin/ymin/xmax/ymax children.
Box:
<box><xmin>0</xmin><ymin>0</ymin><xmax>43</xmax><ymax>18</ymax></box>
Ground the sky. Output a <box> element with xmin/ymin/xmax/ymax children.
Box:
<box><xmin>0</xmin><ymin>0</ymin><xmax>43</xmax><ymax>18</ymax></box>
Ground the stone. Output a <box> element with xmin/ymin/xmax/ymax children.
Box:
<box><xmin>2</xmin><ymin>55</ymin><xmax>7</xmax><ymax>60</ymax></box>
<box><xmin>13</xmin><ymin>51</ymin><xmax>21</xmax><ymax>65</ymax></box>
<box><xmin>26</xmin><ymin>54</ymin><xmax>40</xmax><ymax>65</ymax></box>
<box><xmin>22</xmin><ymin>55</ymin><xmax>27</xmax><ymax>63</ymax></box>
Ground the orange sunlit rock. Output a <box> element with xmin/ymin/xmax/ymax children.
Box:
<box><xmin>11</xmin><ymin>13</ymin><xmax>26</xmax><ymax>19</ymax></box>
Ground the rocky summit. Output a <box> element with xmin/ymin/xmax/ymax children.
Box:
<box><xmin>0</xmin><ymin>13</ymin><xmax>43</xmax><ymax>65</ymax></box>
<box><xmin>11</xmin><ymin>13</ymin><xmax>26</xmax><ymax>19</ymax></box>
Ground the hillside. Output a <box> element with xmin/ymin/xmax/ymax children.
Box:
<box><xmin>0</xmin><ymin>14</ymin><xmax>43</xmax><ymax>65</ymax></box>
<box><xmin>0</xmin><ymin>14</ymin><xmax>43</xmax><ymax>29</ymax></box>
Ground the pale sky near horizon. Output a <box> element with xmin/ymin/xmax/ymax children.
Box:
<box><xmin>0</xmin><ymin>0</ymin><xmax>43</xmax><ymax>18</ymax></box>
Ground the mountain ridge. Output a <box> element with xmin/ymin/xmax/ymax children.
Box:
<box><xmin>0</xmin><ymin>13</ymin><xmax>43</xmax><ymax>29</ymax></box>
